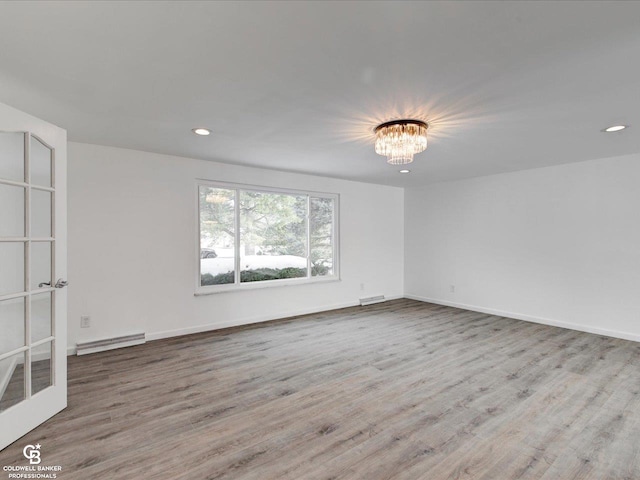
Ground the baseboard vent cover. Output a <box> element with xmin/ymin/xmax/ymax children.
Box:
<box><xmin>360</xmin><ymin>295</ymin><xmax>386</xmax><ymax>306</ymax></box>
<box><xmin>76</xmin><ymin>333</ymin><xmax>146</xmax><ymax>356</ymax></box>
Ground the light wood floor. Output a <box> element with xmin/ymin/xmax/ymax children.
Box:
<box><xmin>2</xmin><ymin>299</ymin><xmax>640</xmax><ymax>479</ymax></box>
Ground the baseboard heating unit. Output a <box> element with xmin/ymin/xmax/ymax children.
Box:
<box><xmin>360</xmin><ymin>295</ymin><xmax>386</xmax><ymax>306</ymax></box>
<box><xmin>76</xmin><ymin>333</ymin><xmax>146</xmax><ymax>356</ymax></box>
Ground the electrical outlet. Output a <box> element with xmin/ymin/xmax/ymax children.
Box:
<box><xmin>360</xmin><ymin>283</ymin><xmax>365</xmax><ymax>291</ymax></box>
<box><xmin>450</xmin><ymin>285</ymin><xmax>455</xmax><ymax>293</ymax></box>
<box><xmin>80</xmin><ymin>316</ymin><xmax>91</xmax><ymax>328</ymax></box>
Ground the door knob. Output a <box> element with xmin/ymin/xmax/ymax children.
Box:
<box><xmin>54</xmin><ymin>279</ymin><xmax>68</xmax><ymax>289</ymax></box>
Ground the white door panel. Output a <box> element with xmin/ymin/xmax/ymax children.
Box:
<box><xmin>0</xmin><ymin>101</ymin><xmax>67</xmax><ymax>451</ymax></box>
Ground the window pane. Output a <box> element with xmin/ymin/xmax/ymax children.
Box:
<box><xmin>310</xmin><ymin>197</ymin><xmax>334</xmax><ymax>277</ymax></box>
<box><xmin>239</xmin><ymin>191</ymin><xmax>307</xmax><ymax>283</ymax></box>
<box><xmin>0</xmin><ymin>132</ymin><xmax>24</xmax><ymax>183</ymax></box>
<box><xmin>31</xmin><ymin>341</ymin><xmax>52</xmax><ymax>395</ymax></box>
<box><xmin>31</xmin><ymin>292</ymin><xmax>52</xmax><ymax>343</ymax></box>
<box><xmin>0</xmin><ymin>242</ymin><xmax>25</xmax><ymax>296</ymax></box>
<box><xmin>199</xmin><ymin>187</ymin><xmax>235</xmax><ymax>285</ymax></box>
<box><xmin>0</xmin><ymin>351</ymin><xmax>26</xmax><ymax>412</ymax></box>
<box><xmin>31</xmin><ymin>189</ymin><xmax>52</xmax><ymax>238</ymax></box>
<box><xmin>31</xmin><ymin>241</ymin><xmax>51</xmax><ymax>291</ymax></box>
<box><xmin>0</xmin><ymin>183</ymin><xmax>25</xmax><ymax>237</ymax></box>
<box><xmin>30</xmin><ymin>136</ymin><xmax>52</xmax><ymax>187</ymax></box>
<box><xmin>0</xmin><ymin>297</ymin><xmax>25</xmax><ymax>356</ymax></box>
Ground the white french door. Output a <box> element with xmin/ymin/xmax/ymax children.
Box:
<box><xmin>0</xmin><ymin>102</ymin><xmax>67</xmax><ymax>450</ymax></box>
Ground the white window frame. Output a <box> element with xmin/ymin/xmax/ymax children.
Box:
<box><xmin>195</xmin><ymin>180</ymin><xmax>340</xmax><ymax>295</ymax></box>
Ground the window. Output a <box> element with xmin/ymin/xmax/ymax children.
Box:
<box><xmin>197</xmin><ymin>181</ymin><xmax>338</xmax><ymax>293</ymax></box>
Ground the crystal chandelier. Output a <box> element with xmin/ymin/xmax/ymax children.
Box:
<box><xmin>374</xmin><ymin>119</ymin><xmax>428</xmax><ymax>165</ymax></box>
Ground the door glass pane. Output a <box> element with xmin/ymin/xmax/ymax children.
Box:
<box><xmin>31</xmin><ymin>189</ymin><xmax>52</xmax><ymax>238</ymax></box>
<box><xmin>31</xmin><ymin>241</ymin><xmax>52</xmax><ymax>291</ymax></box>
<box><xmin>0</xmin><ymin>352</ymin><xmax>26</xmax><ymax>412</ymax></box>
<box><xmin>199</xmin><ymin>187</ymin><xmax>235</xmax><ymax>285</ymax></box>
<box><xmin>0</xmin><ymin>184</ymin><xmax>25</xmax><ymax>237</ymax></box>
<box><xmin>0</xmin><ymin>242</ymin><xmax>24</xmax><ymax>296</ymax></box>
<box><xmin>0</xmin><ymin>297</ymin><xmax>25</xmax><ymax>356</ymax></box>
<box><xmin>0</xmin><ymin>132</ymin><xmax>24</xmax><ymax>182</ymax></box>
<box><xmin>31</xmin><ymin>293</ymin><xmax>52</xmax><ymax>343</ymax></box>
<box><xmin>310</xmin><ymin>197</ymin><xmax>335</xmax><ymax>277</ymax></box>
<box><xmin>30</xmin><ymin>136</ymin><xmax>52</xmax><ymax>187</ymax></box>
<box><xmin>239</xmin><ymin>191</ymin><xmax>307</xmax><ymax>283</ymax></box>
<box><xmin>31</xmin><ymin>341</ymin><xmax>52</xmax><ymax>395</ymax></box>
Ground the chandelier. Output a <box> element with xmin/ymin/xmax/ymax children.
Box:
<box><xmin>374</xmin><ymin>119</ymin><xmax>428</xmax><ymax>165</ymax></box>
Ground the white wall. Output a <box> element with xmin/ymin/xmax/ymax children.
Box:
<box><xmin>405</xmin><ymin>153</ymin><xmax>640</xmax><ymax>341</ymax></box>
<box><xmin>67</xmin><ymin>142</ymin><xmax>404</xmax><ymax>351</ymax></box>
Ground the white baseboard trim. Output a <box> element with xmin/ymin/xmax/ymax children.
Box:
<box><xmin>64</xmin><ymin>295</ymin><xmax>405</xmax><ymax>354</ymax></box>
<box><xmin>146</xmin><ymin>300</ymin><xmax>360</xmax><ymax>341</ymax></box>
<box><xmin>147</xmin><ymin>295</ymin><xmax>403</xmax><ymax>341</ymax></box>
<box><xmin>405</xmin><ymin>294</ymin><xmax>640</xmax><ymax>343</ymax></box>
<box><xmin>135</xmin><ymin>296</ymin><xmax>402</xmax><ymax>343</ymax></box>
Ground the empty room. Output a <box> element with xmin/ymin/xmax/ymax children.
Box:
<box><xmin>1</xmin><ymin>1</ymin><xmax>640</xmax><ymax>478</ymax></box>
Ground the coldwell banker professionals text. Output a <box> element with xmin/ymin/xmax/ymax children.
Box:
<box><xmin>3</xmin><ymin>465</ymin><xmax>61</xmax><ymax>479</ymax></box>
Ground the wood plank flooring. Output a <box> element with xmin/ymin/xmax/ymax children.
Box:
<box><xmin>2</xmin><ymin>299</ymin><xmax>640</xmax><ymax>479</ymax></box>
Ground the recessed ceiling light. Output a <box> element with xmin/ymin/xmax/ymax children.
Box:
<box><xmin>399</xmin><ymin>169</ymin><xmax>411</xmax><ymax>174</ymax></box>
<box><xmin>192</xmin><ymin>128</ymin><xmax>211</xmax><ymax>136</ymax></box>
<box><xmin>603</xmin><ymin>125</ymin><xmax>627</xmax><ymax>133</ymax></box>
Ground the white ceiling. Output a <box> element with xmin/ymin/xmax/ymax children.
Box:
<box><xmin>0</xmin><ymin>1</ymin><xmax>639</xmax><ymax>187</ymax></box>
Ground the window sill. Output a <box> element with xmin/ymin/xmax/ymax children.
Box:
<box><xmin>194</xmin><ymin>275</ymin><xmax>341</xmax><ymax>296</ymax></box>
